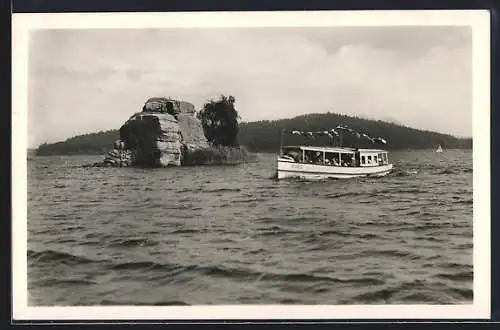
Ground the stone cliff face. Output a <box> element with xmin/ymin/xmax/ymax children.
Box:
<box><xmin>94</xmin><ymin>98</ymin><xmax>208</xmax><ymax>167</ymax></box>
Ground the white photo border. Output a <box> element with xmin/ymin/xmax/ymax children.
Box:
<box><xmin>12</xmin><ymin>10</ymin><xmax>491</xmax><ymax>321</ymax></box>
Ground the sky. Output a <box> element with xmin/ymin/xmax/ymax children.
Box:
<box><xmin>28</xmin><ymin>26</ymin><xmax>472</xmax><ymax>148</ymax></box>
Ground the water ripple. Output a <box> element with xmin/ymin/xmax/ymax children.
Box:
<box><xmin>27</xmin><ymin>151</ymin><xmax>473</xmax><ymax>305</ymax></box>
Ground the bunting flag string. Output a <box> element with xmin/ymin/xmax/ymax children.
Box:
<box><xmin>284</xmin><ymin>125</ymin><xmax>387</xmax><ymax>144</ymax></box>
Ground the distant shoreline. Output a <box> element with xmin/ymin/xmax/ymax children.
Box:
<box><xmin>28</xmin><ymin>147</ymin><xmax>472</xmax><ymax>157</ymax></box>
<box><xmin>32</xmin><ymin>112</ymin><xmax>473</xmax><ymax>156</ymax></box>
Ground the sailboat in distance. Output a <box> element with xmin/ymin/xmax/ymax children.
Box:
<box><xmin>436</xmin><ymin>144</ymin><xmax>443</xmax><ymax>153</ymax></box>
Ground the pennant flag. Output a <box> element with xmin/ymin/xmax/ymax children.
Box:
<box><xmin>284</xmin><ymin>126</ymin><xmax>387</xmax><ymax>145</ymax></box>
<box><xmin>361</xmin><ymin>133</ymin><xmax>374</xmax><ymax>142</ymax></box>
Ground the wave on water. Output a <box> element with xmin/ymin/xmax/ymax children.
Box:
<box><xmin>27</xmin><ymin>151</ymin><xmax>473</xmax><ymax>305</ymax></box>
<box><xmin>98</xmin><ymin>299</ymin><xmax>190</xmax><ymax>306</ymax></box>
<box><xmin>202</xmin><ymin>188</ymin><xmax>243</xmax><ymax>193</ymax></box>
<box><xmin>343</xmin><ymin>279</ymin><xmax>473</xmax><ymax>304</ymax></box>
<box><xmin>106</xmin><ymin>237</ymin><xmax>158</xmax><ymax>248</ymax></box>
<box><xmin>28</xmin><ymin>249</ymin><xmax>99</xmax><ymax>266</ymax></box>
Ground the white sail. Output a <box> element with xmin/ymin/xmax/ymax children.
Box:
<box><xmin>436</xmin><ymin>145</ymin><xmax>443</xmax><ymax>153</ymax></box>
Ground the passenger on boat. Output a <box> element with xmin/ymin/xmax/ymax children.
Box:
<box><xmin>287</xmin><ymin>151</ymin><xmax>300</xmax><ymax>163</ymax></box>
<box><xmin>315</xmin><ymin>152</ymin><xmax>322</xmax><ymax>164</ymax></box>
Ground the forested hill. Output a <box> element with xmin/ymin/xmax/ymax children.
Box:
<box><xmin>238</xmin><ymin>113</ymin><xmax>472</xmax><ymax>152</ymax></box>
<box><xmin>35</xmin><ymin>113</ymin><xmax>472</xmax><ymax>155</ymax></box>
<box><xmin>36</xmin><ymin>130</ymin><xmax>121</xmax><ymax>155</ymax></box>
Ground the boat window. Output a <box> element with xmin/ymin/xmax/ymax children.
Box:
<box><xmin>304</xmin><ymin>150</ymin><xmax>323</xmax><ymax>164</ymax></box>
<box><xmin>367</xmin><ymin>155</ymin><xmax>372</xmax><ymax>163</ymax></box>
<box><xmin>373</xmin><ymin>155</ymin><xmax>377</xmax><ymax>163</ymax></box>
<box><xmin>325</xmin><ymin>152</ymin><xmax>340</xmax><ymax>166</ymax></box>
<box><xmin>304</xmin><ymin>150</ymin><xmax>312</xmax><ymax>163</ymax></box>
<box><xmin>340</xmin><ymin>153</ymin><xmax>355</xmax><ymax>167</ymax></box>
<box><xmin>315</xmin><ymin>151</ymin><xmax>323</xmax><ymax>164</ymax></box>
<box><xmin>283</xmin><ymin>149</ymin><xmax>301</xmax><ymax>162</ymax></box>
<box><xmin>361</xmin><ymin>155</ymin><xmax>366</xmax><ymax>165</ymax></box>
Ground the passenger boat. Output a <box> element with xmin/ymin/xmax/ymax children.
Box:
<box><xmin>275</xmin><ymin>126</ymin><xmax>393</xmax><ymax>180</ymax></box>
<box><xmin>277</xmin><ymin>146</ymin><xmax>393</xmax><ymax>180</ymax></box>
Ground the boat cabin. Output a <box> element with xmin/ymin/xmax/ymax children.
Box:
<box><xmin>281</xmin><ymin>146</ymin><xmax>389</xmax><ymax>168</ymax></box>
<box><xmin>357</xmin><ymin>149</ymin><xmax>390</xmax><ymax>167</ymax></box>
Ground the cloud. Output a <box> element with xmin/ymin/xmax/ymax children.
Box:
<box><xmin>28</xmin><ymin>27</ymin><xmax>472</xmax><ymax>147</ymax></box>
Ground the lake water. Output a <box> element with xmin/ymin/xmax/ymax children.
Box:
<box><xmin>27</xmin><ymin>150</ymin><xmax>473</xmax><ymax>305</ymax></box>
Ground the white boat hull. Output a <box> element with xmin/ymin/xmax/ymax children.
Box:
<box><xmin>277</xmin><ymin>159</ymin><xmax>393</xmax><ymax>180</ymax></box>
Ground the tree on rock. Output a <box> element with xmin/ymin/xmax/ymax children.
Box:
<box><xmin>197</xmin><ymin>95</ymin><xmax>239</xmax><ymax>147</ymax></box>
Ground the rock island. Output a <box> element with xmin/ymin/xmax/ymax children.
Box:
<box><xmin>90</xmin><ymin>97</ymin><xmax>248</xmax><ymax>167</ymax></box>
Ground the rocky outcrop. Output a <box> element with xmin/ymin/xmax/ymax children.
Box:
<box><xmin>91</xmin><ymin>98</ymin><xmax>208</xmax><ymax>167</ymax></box>
<box><xmin>177</xmin><ymin>113</ymin><xmax>209</xmax><ymax>152</ymax></box>
<box><xmin>94</xmin><ymin>140</ymin><xmax>134</xmax><ymax>167</ymax></box>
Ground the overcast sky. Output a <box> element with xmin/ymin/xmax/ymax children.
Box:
<box><xmin>28</xmin><ymin>27</ymin><xmax>472</xmax><ymax>148</ymax></box>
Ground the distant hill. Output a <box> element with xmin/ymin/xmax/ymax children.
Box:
<box><xmin>35</xmin><ymin>113</ymin><xmax>472</xmax><ymax>155</ymax></box>
<box><xmin>36</xmin><ymin>130</ymin><xmax>121</xmax><ymax>155</ymax></box>
<box><xmin>237</xmin><ymin>113</ymin><xmax>472</xmax><ymax>152</ymax></box>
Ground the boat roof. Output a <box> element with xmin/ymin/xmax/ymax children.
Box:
<box><xmin>283</xmin><ymin>145</ymin><xmax>355</xmax><ymax>153</ymax></box>
<box><xmin>358</xmin><ymin>148</ymin><xmax>389</xmax><ymax>153</ymax></box>
<box><xmin>283</xmin><ymin>145</ymin><xmax>388</xmax><ymax>153</ymax></box>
